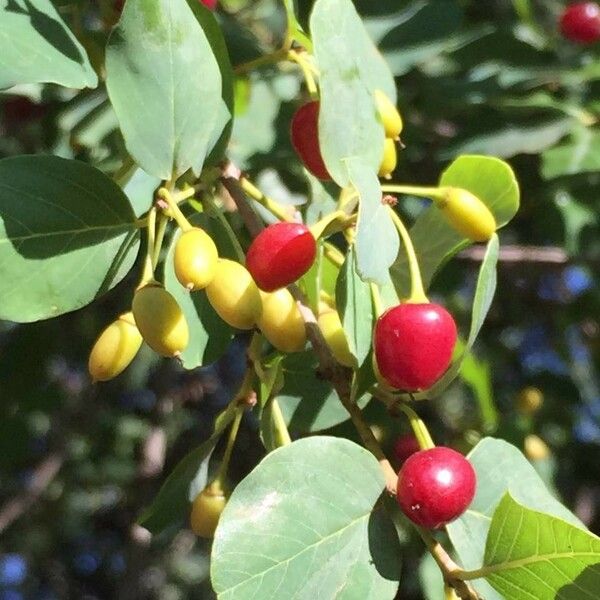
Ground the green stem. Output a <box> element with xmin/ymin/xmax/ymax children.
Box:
<box><xmin>387</xmin><ymin>206</ymin><xmax>428</xmax><ymax>303</ymax></box>
<box><xmin>172</xmin><ymin>187</ymin><xmax>197</xmax><ymax>204</ymax></box>
<box><xmin>152</xmin><ymin>213</ymin><xmax>168</xmax><ymax>270</ymax></box>
<box><xmin>157</xmin><ymin>187</ymin><xmax>193</xmax><ymax>232</ymax></box>
<box><xmin>240</xmin><ymin>177</ymin><xmax>294</xmax><ymax>223</ymax></box>
<box><xmin>215</xmin><ymin>406</ymin><xmax>244</xmax><ymax>485</ymax></box>
<box><xmin>381</xmin><ymin>184</ymin><xmax>445</xmax><ymax>201</ymax></box>
<box><xmin>396</xmin><ymin>402</ymin><xmax>435</xmax><ymax>450</ymax></box>
<box><xmin>370</xmin><ymin>283</ymin><xmax>384</xmax><ymax>318</ymax></box>
<box><xmin>323</xmin><ymin>242</ymin><xmax>345</xmax><ymax>268</ymax></box>
<box><xmin>288</xmin><ymin>50</ymin><xmax>318</xmax><ymax>96</ymax></box>
<box><xmin>234</xmin><ymin>48</ymin><xmax>289</xmax><ymax>75</ymax></box>
<box><xmin>202</xmin><ymin>194</ymin><xmax>246</xmax><ymax>263</ymax></box>
<box><xmin>139</xmin><ymin>208</ymin><xmax>157</xmax><ymax>287</ymax></box>
<box><xmin>271</xmin><ymin>399</ymin><xmax>292</xmax><ymax>447</ymax></box>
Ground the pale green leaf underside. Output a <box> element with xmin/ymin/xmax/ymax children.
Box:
<box><xmin>0</xmin><ymin>155</ymin><xmax>139</xmax><ymax>322</ymax></box>
<box><xmin>482</xmin><ymin>494</ymin><xmax>600</xmax><ymax>600</ymax></box>
<box><xmin>106</xmin><ymin>0</ymin><xmax>228</xmax><ymax>179</ymax></box>
<box><xmin>0</xmin><ymin>0</ymin><xmax>97</xmax><ymax>89</ymax></box>
<box><xmin>211</xmin><ymin>437</ymin><xmax>401</xmax><ymax>599</ymax></box>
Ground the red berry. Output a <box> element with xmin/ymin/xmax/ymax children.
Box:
<box><xmin>290</xmin><ymin>102</ymin><xmax>331</xmax><ymax>181</ymax></box>
<box><xmin>246</xmin><ymin>222</ymin><xmax>317</xmax><ymax>292</ymax></box>
<box><xmin>200</xmin><ymin>0</ymin><xmax>217</xmax><ymax>8</ymax></box>
<box><xmin>393</xmin><ymin>434</ymin><xmax>421</xmax><ymax>464</ymax></box>
<box><xmin>397</xmin><ymin>447</ymin><xmax>476</xmax><ymax>529</ymax></box>
<box><xmin>373</xmin><ymin>303</ymin><xmax>457</xmax><ymax>391</ymax></box>
<box><xmin>560</xmin><ymin>2</ymin><xmax>600</xmax><ymax>43</ymax></box>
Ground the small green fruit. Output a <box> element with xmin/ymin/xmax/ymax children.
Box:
<box><xmin>132</xmin><ymin>284</ymin><xmax>189</xmax><ymax>357</ymax></box>
<box><xmin>190</xmin><ymin>480</ymin><xmax>227</xmax><ymax>538</ymax></box>
<box><xmin>88</xmin><ymin>312</ymin><xmax>142</xmax><ymax>382</ymax></box>
<box><xmin>174</xmin><ymin>228</ymin><xmax>218</xmax><ymax>291</ymax></box>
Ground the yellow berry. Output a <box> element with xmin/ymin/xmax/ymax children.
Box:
<box><xmin>374</xmin><ymin>89</ymin><xmax>403</xmax><ymax>140</ymax></box>
<box><xmin>317</xmin><ymin>310</ymin><xmax>355</xmax><ymax>368</ymax></box>
<box><xmin>88</xmin><ymin>312</ymin><xmax>142</xmax><ymax>382</ymax></box>
<box><xmin>439</xmin><ymin>187</ymin><xmax>497</xmax><ymax>242</ymax></box>
<box><xmin>378</xmin><ymin>138</ymin><xmax>397</xmax><ymax>180</ymax></box>
<box><xmin>516</xmin><ymin>387</ymin><xmax>544</xmax><ymax>415</ymax></box>
<box><xmin>524</xmin><ymin>434</ymin><xmax>550</xmax><ymax>462</ymax></box>
<box><xmin>206</xmin><ymin>259</ymin><xmax>262</xmax><ymax>330</ymax></box>
<box><xmin>190</xmin><ymin>481</ymin><xmax>227</xmax><ymax>538</ymax></box>
<box><xmin>174</xmin><ymin>228</ymin><xmax>218</xmax><ymax>291</ymax></box>
<box><xmin>132</xmin><ymin>284</ymin><xmax>189</xmax><ymax>357</ymax></box>
<box><xmin>257</xmin><ymin>289</ymin><xmax>306</xmax><ymax>353</ymax></box>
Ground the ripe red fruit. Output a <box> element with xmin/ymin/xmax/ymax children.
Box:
<box><xmin>200</xmin><ymin>0</ymin><xmax>217</xmax><ymax>8</ymax></box>
<box><xmin>393</xmin><ymin>434</ymin><xmax>420</xmax><ymax>464</ymax></box>
<box><xmin>290</xmin><ymin>102</ymin><xmax>331</xmax><ymax>181</ymax></box>
<box><xmin>397</xmin><ymin>447</ymin><xmax>476</xmax><ymax>529</ymax></box>
<box><xmin>560</xmin><ymin>2</ymin><xmax>600</xmax><ymax>43</ymax></box>
<box><xmin>373</xmin><ymin>303</ymin><xmax>457</xmax><ymax>391</ymax></box>
<box><xmin>246</xmin><ymin>222</ymin><xmax>317</xmax><ymax>292</ymax></box>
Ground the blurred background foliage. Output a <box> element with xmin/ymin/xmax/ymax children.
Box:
<box><xmin>1</xmin><ymin>0</ymin><xmax>600</xmax><ymax>598</ymax></box>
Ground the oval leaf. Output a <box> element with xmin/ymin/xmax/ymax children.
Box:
<box><xmin>310</xmin><ymin>0</ymin><xmax>395</xmax><ymax>185</ymax></box>
<box><xmin>390</xmin><ymin>155</ymin><xmax>519</xmax><ymax>296</ymax></box>
<box><xmin>0</xmin><ymin>155</ymin><xmax>140</xmax><ymax>322</ymax></box>
<box><xmin>481</xmin><ymin>494</ymin><xmax>600</xmax><ymax>600</ymax></box>
<box><xmin>447</xmin><ymin>437</ymin><xmax>584</xmax><ymax>600</ymax></box>
<box><xmin>211</xmin><ymin>436</ymin><xmax>401</xmax><ymax>599</ymax></box>
<box><xmin>0</xmin><ymin>0</ymin><xmax>97</xmax><ymax>89</ymax></box>
<box><xmin>335</xmin><ymin>245</ymin><xmax>374</xmax><ymax>365</ymax></box>
<box><xmin>106</xmin><ymin>0</ymin><xmax>230</xmax><ymax>179</ymax></box>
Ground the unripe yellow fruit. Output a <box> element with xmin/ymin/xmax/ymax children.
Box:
<box><xmin>258</xmin><ymin>289</ymin><xmax>306</xmax><ymax>353</ymax></box>
<box><xmin>378</xmin><ymin>139</ymin><xmax>397</xmax><ymax>180</ymax></box>
<box><xmin>439</xmin><ymin>187</ymin><xmax>497</xmax><ymax>242</ymax></box>
<box><xmin>190</xmin><ymin>481</ymin><xmax>227</xmax><ymax>538</ymax></box>
<box><xmin>132</xmin><ymin>284</ymin><xmax>189</xmax><ymax>357</ymax></box>
<box><xmin>88</xmin><ymin>312</ymin><xmax>142</xmax><ymax>382</ymax></box>
<box><xmin>524</xmin><ymin>434</ymin><xmax>550</xmax><ymax>462</ymax></box>
<box><xmin>317</xmin><ymin>310</ymin><xmax>355</xmax><ymax>367</ymax></box>
<box><xmin>174</xmin><ymin>228</ymin><xmax>218</xmax><ymax>291</ymax></box>
<box><xmin>374</xmin><ymin>89</ymin><xmax>403</xmax><ymax>140</ymax></box>
<box><xmin>206</xmin><ymin>259</ymin><xmax>262</xmax><ymax>330</ymax></box>
<box><xmin>517</xmin><ymin>387</ymin><xmax>544</xmax><ymax>415</ymax></box>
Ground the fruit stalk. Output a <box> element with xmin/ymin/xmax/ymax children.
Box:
<box><xmin>396</xmin><ymin>402</ymin><xmax>435</xmax><ymax>450</ymax></box>
<box><xmin>387</xmin><ymin>206</ymin><xmax>428</xmax><ymax>303</ymax></box>
<box><xmin>239</xmin><ymin>176</ymin><xmax>296</xmax><ymax>223</ymax></box>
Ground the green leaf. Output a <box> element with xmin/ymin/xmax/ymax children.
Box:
<box><xmin>105</xmin><ymin>0</ymin><xmax>230</xmax><ymax>179</ymax></box>
<box><xmin>390</xmin><ymin>155</ymin><xmax>519</xmax><ymax>296</ymax></box>
<box><xmin>139</xmin><ymin>401</ymin><xmax>240</xmax><ymax>535</ymax></box>
<box><xmin>447</xmin><ymin>438</ymin><xmax>584</xmax><ymax>600</ymax></box>
<box><xmin>422</xmin><ymin>234</ymin><xmax>499</xmax><ymax>398</ymax></box>
<box><xmin>0</xmin><ymin>155</ymin><xmax>140</xmax><ymax>323</ymax></box>
<box><xmin>163</xmin><ymin>215</ymin><xmax>234</xmax><ymax>369</ymax></box>
<box><xmin>480</xmin><ymin>494</ymin><xmax>600</xmax><ymax>600</ymax></box>
<box><xmin>0</xmin><ymin>0</ymin><xmax>97</xmax><ymax>89</ymax></box>
<box><xmin>310</xmin><ymin>0</ymin><xmax>395</xmax><ymax>185</ymax></box>
<box><xmin>211</xmin><ymin>436</ymin><xmax>401</xmax><ymax>599</ymax></box>
<box><xmin>350</xmin><ymin>159</ymin><xmax>399</xmax><ymax>284</ymax></box>
<box><xmin>335</xmin><ymin>246</ymin><xmax>374</xmax><ymax>365</ymax></box>
<box><xmin>275</xmin><ymin>351</ymin><xmax>369</xmax><ymax>432</ymax></box>
<box><xmin>542</xmin><ymin>128</ymin><xmax>600</xmax><ymax>180</ymax></box>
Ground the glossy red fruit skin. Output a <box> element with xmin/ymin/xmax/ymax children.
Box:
<box><xmin>374</xmin><ymin>303</ymin><xmax>457</xmax><ymax>391</ymax></box>
<box><xmin>393</xmin><ymin>435</ymin><xmax>421</xmax><ymax>464</ymax></box>
<box><xmin>397</xmin><ymin>447</ymin><xmax>476</xmax><ymax>529</ymax></box>
<box><xmin>246</xmin><ymin>222</ymin><xmax>317</xmax><ymax>292</ymax></box>
<box><xmin>290</xmin><ymin>102</ymin><xmax>331</xmax><ymax>181</ymax></box>
<box><xmin>560</xmin><ymin>2</ymin><xmax>600</xmax><ymax>43</ymax></box>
